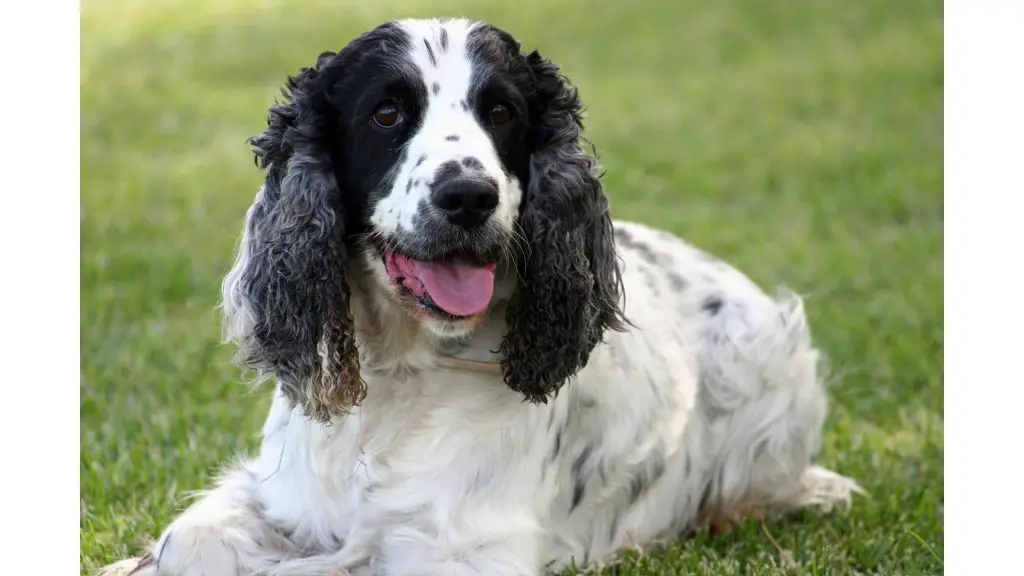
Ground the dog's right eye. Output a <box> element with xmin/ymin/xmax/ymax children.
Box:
<box><xmin>488</xmin><ymin>102</ymin><xmax>513</xmax><ymax>127</ymax></box>
<box><xmin>372</xmin><ymin>101</ymin><xmax>403</xmax><ymax>128</ymax></box>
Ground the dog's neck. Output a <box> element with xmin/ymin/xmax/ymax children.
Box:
<box><xmin>434</xmin><ymin>313</ymin><xmax>505</xmax><ymax>373</ymax></box>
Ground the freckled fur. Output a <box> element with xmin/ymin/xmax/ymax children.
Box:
<box><xmin>103</xmin><ymin>17</ymin><xmax>863</xmax><ymax>576</ymax></box>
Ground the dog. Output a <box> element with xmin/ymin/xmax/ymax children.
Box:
<box><xmin>100</xmin><ymin>17</ymin><xmax>862</xmax><ymax>576</ymax></box>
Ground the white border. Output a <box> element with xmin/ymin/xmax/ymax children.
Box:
<box><xmin>0</xmin><ymin>0</ymin><xmax>1003</xmax><ymax>573</ymax></box>
<box><xmin>945</xmin><ymin>0</ymin><xmax>1024</xmax><ymax>573</ymax></box>
<box><xmin>0</xmin><ymin>0</ymin><xmax>80</xmax><ymax>573</ymax></box>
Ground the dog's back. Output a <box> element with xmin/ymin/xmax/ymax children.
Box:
<box><xmin>537</xmin><ymin>220</ymin><xmax>858</xmax><ymax>569</ymax></box>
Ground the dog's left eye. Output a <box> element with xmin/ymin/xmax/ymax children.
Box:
<box><xmin>372</xmin><ymin>101</ymin><xmax>404</xmax><ymax>128</ymax></box>
<box><xmin>488</xmin><ymin>103</ymin><xmax>513</xmax><ymax>127</ymax></box>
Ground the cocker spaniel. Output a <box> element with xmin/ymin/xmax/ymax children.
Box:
<box><xmin>102</xmin><ymin>17</ymin><xmax>862</xmax><ymax>576</ymax></box>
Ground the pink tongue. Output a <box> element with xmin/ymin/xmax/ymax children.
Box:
<box><xmin>410</xmin><ymin>260</ymin><xmax>496</xmax><ymax>317</ymax></box>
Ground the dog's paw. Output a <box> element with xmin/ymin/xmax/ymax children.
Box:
<box><xmin>791</xmin><ymin>465</ymin><xmax>865</xmax><ymax>513</ymax></box>
<box><xmin>146</xmin><ymin>521</ymin><xmax>251</xmax><ymax>576</ymax></box>
<box><xmin>97</xmin><ymin>555</ymin><xmax>156</xmax><ymax>576</ymax></box>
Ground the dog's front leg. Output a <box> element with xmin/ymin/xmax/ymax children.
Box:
<box><xmin>265</xmin><ymin>513</ymin><xmax>543</xmax><ymax>576</ymax></box>
<box><xmin>104</xmin><ymin>467</ymin><xmax>298</xmax><ymax>576</ymax></box>
<box><xmin>375</xmin><ymin>515</ymin><xmax>543</xmax><ymax>576</ymax></box>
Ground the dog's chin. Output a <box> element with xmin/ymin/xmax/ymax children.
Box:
<box><xmin>419</xmin><ymin>309</ymin><xmax>485</xmax><ymax>339</ymax></box>
<box><xmin>389</xmin><ymin>282</ymin><xmax>488</xmax><ymax>339</ymax></box>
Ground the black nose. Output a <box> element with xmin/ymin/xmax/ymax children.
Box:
<box><xmin>431</xmin><ymin>178</ymin><xmax>499</xmax><ymax>228</ymax></box>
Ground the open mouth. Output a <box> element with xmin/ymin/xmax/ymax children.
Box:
<box><xmin>384</xmin><ymin>250</ymin><xmax>497</xmax><ymax>320</ymax></box>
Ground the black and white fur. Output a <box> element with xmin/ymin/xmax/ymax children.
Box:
<box><xmin>102</xmin><ymin>17</ymin><xmax>862</xmax><ymax>576</ymax></box>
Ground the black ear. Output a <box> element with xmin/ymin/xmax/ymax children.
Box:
<box><xmin>221</xmin><ymin>52</ymin><xmax>363</xmax><ymax>423</ymax></box>
<box><xmin>499</xmin><ymin>51</ymin><xmax>626</xmax><ymax>402</ymax></box>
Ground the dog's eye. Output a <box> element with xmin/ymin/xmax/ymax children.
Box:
<box><xmin>372</xmin><ymin>101</ymin><xmax>403</xmax><ymax>128</ymax></box>
<box><xmin>488</xmin><ymin>103</ymin><xmax>513</xmax><ymax>127</ymax></box>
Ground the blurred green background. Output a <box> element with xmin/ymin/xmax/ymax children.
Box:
<box><xmin>80</xmin><ymin>0</ymin><xmax>943</xmax><ymax>574</ymax></box>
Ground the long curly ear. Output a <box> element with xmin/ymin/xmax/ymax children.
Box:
<box><xmin>500</xmin><ymin>51</ymin><xmax>627</xmax><ymax>402</ymax></box>
<box><xmin>221</xmin><ymin>52</ymin><xmax>363</xmax><ymax>423</ymax></box>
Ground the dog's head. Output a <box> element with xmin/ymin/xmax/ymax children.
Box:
<box><xmin>222</xmin><ymin>18</ymin><xmax>625</xmax><ymax>421</ymax></box>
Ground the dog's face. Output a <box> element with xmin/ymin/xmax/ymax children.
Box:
<box><xmin>332</xmin><ymin>20</ymin><xmax>534</xmax><ymax>336</ymax></box>
<box><xmin>223</xmin><ymin>18</ymin><xmax>625</xmax><ymax>421</ymax></box>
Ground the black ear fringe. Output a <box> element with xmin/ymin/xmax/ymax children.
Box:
<box><xmin>236</xmin><ymin>54</ymin><xmax>364</xmax><ymax>422</ymax></box>
<box><xmin>500</xmin><ymin>52</ymin><xmax>627</xmax><ymax>402</ymax></box>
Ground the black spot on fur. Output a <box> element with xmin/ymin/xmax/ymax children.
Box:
<box><xmin>645</xmin><ymin>372</ymin><xmax>663</xmax><ymax>404</ymax></box>
<box><xmin>461</xmin><ymin>156</ymin><xmax>484</xmax><ymax>171</ymax></box>
<box><xmin>471</xmin><ymin>467</ymin><xmax>494</xmax><ymax>491</ymax></box>
<box><xmin>439</xmin><ymin>28</ymin><xmax>449</xmax><ymax>51</ymax></box>
<box><xmin>423</xmin><ymin>38</ymin><xmax>437</xmax><ymax>66</ymax></box>
<box><xmin>572</xmin><ymin>442</ymin><xmax>595</xmax><ymax>476</ymax></box>
<box><xmin>639</xmin><ymin>263</ymin><xmax>661</xmax><ymax>296</ymax></box>
<box><xmin>617</xmin><ymin>228</ymin><xmax>666</xmax><ymax>267</ymax></box>
<box><xmin>613</xmin><ymin>226</ymin><xmax>645</xmax><ymax>249</ymax></box>
<box><xmin>698</xmin><ymin>482</ymin><xmax>713</xmax><ymax>516</ymax></box>
<box><xmin>752</xmin><ymin>438</ymin><xmax>769</xmax><ymax>460</ymax></box>
<box><xmin>549</xmin><ymin>426</ymin><xmax>564</xmax><ymax>462</ymax></box>
<box><xmin>405</xmin><ymin>179</ymin><xmax>413</xmax><ymax>194</ymax></box>
<box><xmin>445</xmin><ymin>134</ymin><xmax>460</xmax><ymax>142</ymax></box>
<box><xmin>460</xmin><ymin>100</ymin><xmax>469</xmax><ymax>111</ymax></box>
<box><xmin>627</xmin><ymin>455</ymin><xmax>666</xmax><ymax>505</ymax></box>
<box><xmin>668</xmin><ymin>271</ymin><xmax>687</xmax><ymax>291</ymax></box>
<box><xmin>702</xmin><ymin>295</ymin><xmax>724</xmax><ymax>316</ymax></box>
<box><xmin>415</xmin><ymin>154</ymin><xmax>427</xmax><ymax>168</ymax></box>
<box><xmin>432</xmin><ymin>81</ymin><xmax>440</xmax><ymax>95</ymax></box>
<box><xmin>569</xmin><ymin>441</ymin><xmax>596</xmax><ymax>513</ymax></box>
<box><xmin>681</xmin><ymin>524</ymin><xmax>699</xmax><ymax>540</ymax></box>
<box><xmin>609</xmin><ymin>340</ymin><xmax>632</xmax><ymax>375</ymax></box>
<box><xmin>608</xmin><ymin>512</ymin><xmax>622</xmax><ymax>543</ymax></box>
<box><xmin>571</xmin><ymin>480</ymin><xmax>586</xmax><ymax>513</ymax></box>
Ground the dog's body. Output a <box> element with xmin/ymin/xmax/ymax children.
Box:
<box><xmin>102</xmin><ymin>18</ymin><xmax>860</xmax><ymax>576</ymax></box>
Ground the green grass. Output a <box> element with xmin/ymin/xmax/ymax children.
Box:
<box><xmin>80</xmin><ymin>0</ymin><xmax>943</xmax><ymax>573</ymax></box>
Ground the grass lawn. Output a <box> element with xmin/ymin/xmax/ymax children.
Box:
<box><xmin>80</xmin><ymin>0</ymin><xmax>943</xmax><ymax>573</ymax></box>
